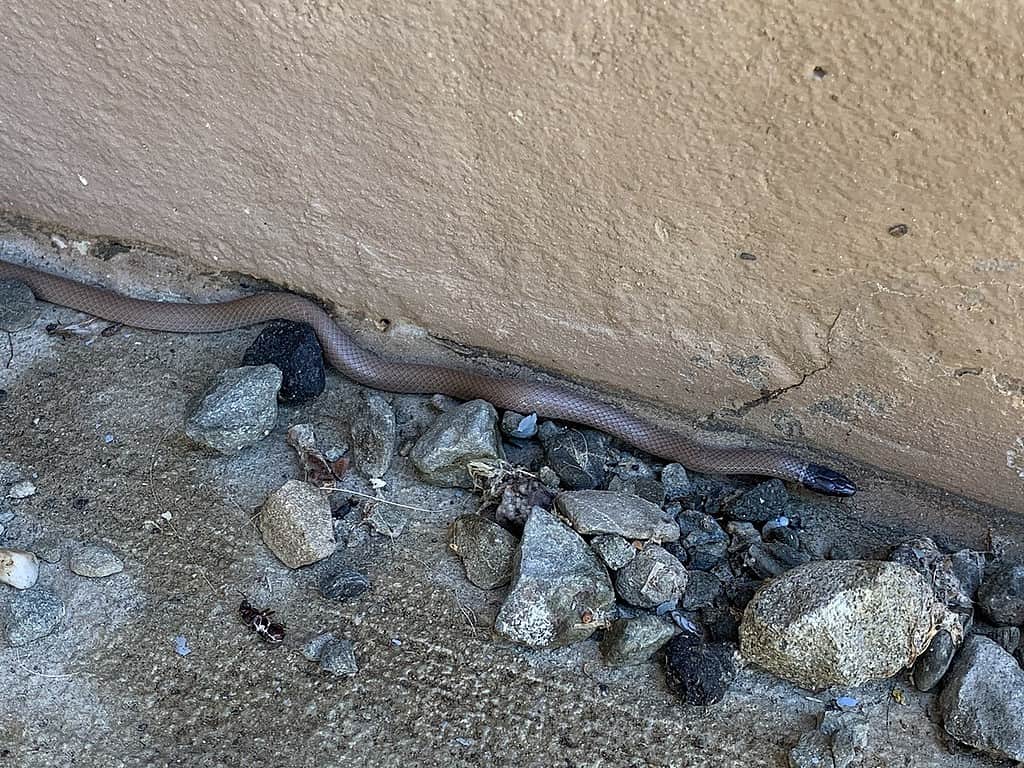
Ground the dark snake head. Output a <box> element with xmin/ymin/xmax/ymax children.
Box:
<box><xmin>801</xmin><ymin>463</ymin><xmax>857</xmax><ymax>496</ymax></box>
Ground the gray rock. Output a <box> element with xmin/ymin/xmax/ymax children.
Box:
<box><xmin>740</xmin><ymin>560</ymin><xmax>955</xmax><ymax>688</ymax></box>
<box><xmin>891</xmin><ymin>537</ymin><xmax>985</xmax><ymax>613</ymax></box>
<box><xmin>661</xmin><ymin>463</ymin><xmax>691</xmax><ymax>502</ymax></box>
<box><xmin>185</xmin><ymin>364</ymin><xmax>282</xmax><ymax>454</ymax></box>
<box><xmin>590</xmin><ymin>534</ymin><xmax>636</xmax><ymax>571</ymax></box>
<box><xmin>7</xmin><ymin>480</ymin><xmax>36</xmax><ymax>499</ymax></box>
<box><xmin>978</xmin><ymin>564</ymin><xmax>1024</xmax><ymax>626</ymax></box>
<box><xmin>606</xmin><ymin>476</ymin><xmax>666</xmax><ymax>506</ymax></box>
<box><xmin>729</xmin><ymin>479</ymin><xmax>791</xmax><ymax>522</ymax></box>
<box><xmin>364</xmin><ymin>504</ymin><xmax>408</xmax><ymax>539</ymax></box>
<box><xmin>410</xmin><ymin>400</ymin><xmax>502</xmax><ymax>488</ymax></box>
<box><xmin>319</xmin><ymin>637</ymin><xmax>358</xmax><ymax>676</ymax></box>
<box><xmin>494</xmin><ymin>508</ymin><xmax>615</xmax><ymax>648</ymax></box>
<box><xmin>539</xmin><ymin>425</ymin><xmax>610</xmax><ymax>490</ymax></box>
<box><xmin>600</xmin><ymin>614</ymin><xmax>676</xmax><ymax>666</ymax></box>
<box><xmin>680</xmin><ymin>570</ymin><xmax>723</xmax><ymax>610</ymax></box>
<box><xmin>448</xmin><ymin>515</ymin><xmax>517</xmax><ymax>590</ymax></box>
<box><xmin>259</xmin><ymin>480</ymin><xmax>335</xmax><ymax>568</ymax></box>
<box><xmin>972</xmin><ymin>623</ymin><xmax>1021</xmax><ymax>655</ymax></box>
<box><xmin>0</xmin><ymin>279</ymin><xmax>37</xmax><ymax>331</ymax></box>
<box><xmin>677</xmin><ymin>511</ymin><xmax>729</xmax><ymax>570</ymax></box>
<box><xmin>940</xmin><ymin>635</ymin><xmax>1024</xmax><ymax>761</ymax></box>
<box><xmin>912</xmin><ymin>629</ymin><xmax>957</xmax><ymax>691</ymax></box>
<box><xmin>69</xmin><ymin>544</ymin><xmax>124</xmax><ymax>578</ymax></box>
<box><xmin>788</xmin><ymin>711</ymin><xmax>869</xmax><ymax>768</ymax></box>
<box><xmin>349</xmin><ymin>392</ymin><xmax>396</xmax><ymax>478</ymax></box>
<box><xmin>556</xmin><ymin>490</ymin><xmax>679</xmax><ymax>542</ymax></box>
<box><xmin>0</xmin><ymin>588</ymin><xmax>66</xmax><ymax>646</ymax></box>
<box><xmin>318</xmin><ymin>564</ymin><xmax>370</xmax><ymax>601</ymax></box>
<box><xmin>302</xmin><ymin>631</ymin><xmax>336</xmax><ymax>661</ymax></box>
<box><xmin>615</xmin><ymin>545</ymin><xmax>688</xmax><ymax>609</ymax></box>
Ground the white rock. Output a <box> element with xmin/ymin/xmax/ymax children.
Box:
<box><xmin>7</xmin><ymin>480</ymin><xmax>36</xmax><ymax>499</ymax></box>
<box><xmin>0</xmin><ymin>548</ymin><xmax>40</xmax><ymax>589</ymax></box>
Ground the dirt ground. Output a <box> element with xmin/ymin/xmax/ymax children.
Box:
<box><xmin>2</xmin><ymin>233</ymin><xmax>1021</xmax><ymax>767</ymax></box>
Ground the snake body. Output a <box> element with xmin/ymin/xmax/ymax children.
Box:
<box><xmin>0</xmin><ymin>257</ymin><xmax>855</xmax><ymax>495</ymax></box>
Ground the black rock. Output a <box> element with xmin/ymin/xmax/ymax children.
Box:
<box><xmin>661</xmin><ymin>463</ymin><xmax>691</xmax><ymax>502</ymax></box>
<box><xmin>680</xmin><ymin>570</ymin><xmax>723</xmax><ymax>610</ymax></box>
<box><xmin>699</xmin><ymin>605</ymin><xmax>741</xmax><ymax>643</ymax></box>
<box><xmin>242</xmin><ymin>321</ymin><xmax>326</xmax><ymax>404</ymax></box>
<box><xmin>912</xmin><ymin>629</ymin><xmax>957</xmax><ymax>691</ymax></box>
<box><xmin>677</xmin><ymin>511</ymin><xmax>729</xmax><ymax>571</ymax></box>
<box><xmin>664</xmin><ymin>633</ymin><xmax>736</xmax><ymax>706</ymax></box>
<box><xmin>319</xmin><ymin>566</ymin><xmax>370</xmax><ymax>601</ymax></box>
<box><xmin>538</xmin><ymin>425</ymin><xmax>611</xmax><ymax>490</ymax></box>
<box><xmin>978</xmin><ymin>564</ymin><xmax>1024</xmax><ymax>626</ymax></box>
<box><xmin>728</xmin><ymin>479</ymin><xmax>791</xmax><ymax>522</ymax></box>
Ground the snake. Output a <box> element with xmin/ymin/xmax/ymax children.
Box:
<box><xmin>0</xmin><ymin>256</ymin><xmax>856</xmax><ymax>496</ymax></box>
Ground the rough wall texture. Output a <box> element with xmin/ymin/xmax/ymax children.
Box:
<box><xmin>2</xmin><ymin>0</ymin><xmax>1023</xmax><ymax>511</ymax></box>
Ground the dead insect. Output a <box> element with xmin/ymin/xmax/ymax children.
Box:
<box><xmin>239</xmin><ymin>599</ymin><xmax>286</xmax><ymax>644</ymax></box>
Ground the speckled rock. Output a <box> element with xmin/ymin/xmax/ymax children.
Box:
<box><xmin>241</xmin><ymin>320</ymin><xmax>326</xmax><ymax>404</ymax></box>
<box><xmin>590</xmin><ymin>534</ymin><xmax>636</xmax><ymax>571</ymax></box>
<box><xmin>449</xmin><ymin>515</ymin><xmax>518</xmax><ymax>590</ymax></box>
<box><xmin>740</xmin><ymin>560</ymin><xmax>955</xmax><ymax>689</ymax></box>
<box><xmin>0</xmin><ymin>588</ymin><xmax>66</xmax><ymax>646</ymax></box>
<box><xmin>789</xmin><ymin>711</ymin><xmax>869</xmax><ymax>768</ymax></box>
<box><xmin>349</xmin><ymin>391</ymin><xmax>397</xmax><ymax>478</ymax></box>
<box><xmin>494</xmin><ymin>508</ymin><xmax>614</xmax><ymax>648</ymax></box>
<box><xmin>69</xmin><ymin>544</ymin><xmax>124</xmax><ymax>578</ymax></box>
<box><xmin>538</xmin><ymin>425</ymin><xmax>610</xmax><ymax>490</ymax></box>
<box><xmin>185</xmin><ymin>364</ymin><xmax>282</xmax><ymax>454</ymax></box>
<box><xmin>318</xmin><ymin>563</ymin><xmax>370</xmax><ymax>601</ymax></box>
<box><xmin>302</xmin><ymin>632</ymin><xmax>358</xmax><ymax>676</ymax></box>
<box><xmin>615</xmin><ymin>545</ymin><xmax>688</xmax><ymax>609</ymax></box>
<box><xmin>939</xmin><ymin>635</ymin><xmax>1024</xmax><ymax>761</ymax></box>
<box><xmin>600</xmin><ymin>614</ymin><xmax>676</xmax><ymax>666</ymax></box>
<box><xmin>410</xmin><ymin>399</ymin><xmax>502</xmax><ymax>488</ymax></box>
<box><xmin>556</xmin><ymin>490</ymin><xmax>679</xmax><ymax>542</ymax></box>
<box><xmin>977</xmin><ymin>564</ymin><xmax>1024</xmax><ymax>626</ymax></box>
<box><xmin>259</xmin><ymin>480</ymin><xmax>335</xmax><ymax>568</ymax></box>
<box><xmin>0</xmin><ymin>278</ymin><xmax>36</xmax><ymax>331</ymax></box>
<box><xmin>728</xmin><ymin>479</ymin><xmax>791</xmax><ymax>523</ymax></box>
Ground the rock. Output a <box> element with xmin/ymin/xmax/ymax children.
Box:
<box><xmin>410</xmin><ymin>400</ymin><xmax>502</xmax><ymax>488</ymax></box>
<box><xmin>744</xmin><ymin>540</ymin><xmax>810</xmax><ymax>579</ymax></box>
<box><xmin>349</xmin><ymin>392</ymin><xmax>396</xmax><ymax>478</ymax></box>
<box><xmin>728</xmin><ymin>479</ymin><xmax>791</xmax><ymax>523</ymax></box>
<box><xmin>7</xmin><ymin>480</ymin><xmax>36</xmax><ymax>499</ymax></box>
<box><xmin>0</xmin><ymin>548</ymin><xmax>39</xmax><ymax>589</ymax></box>
<box><xmin>788</xmin><ymin>711</ymin><xmax>869</xmax><ymax>768</ymax></box>
<box><xmin>701</xmin><ymin>604</ymin><xmax>741</xmax><ymax>643</ymax></box>
<box><xmin>501</xmin><ymin>411</ymin><xmax>538</xmax><ymax>439</ymax></box>
<box><xmin>364</xmin><ymin>504</ymin><xmax>408</xmax><ymax>538</ymax></box>
<box><xmin>891</xmin><ymin>537</ymin><xmax>985</xmax><ymax>614</ymax></box>
<box><xmin>302</xmin><ymin>631</ymin><xmax>336</xmax><ymax>661</ymax></box>
<box><xmin>740</xmin><ymin>560</ymin><xmax>956</xmax><ymax>689</ymax></box>
<box><xmin>538</xmin><ymin>425</ymin><xmax>610</xmax><ymax>490</ymax></box>
<box><xmin>185</xmin><ymin>364</ymin><xmax>282</xmax><ymax>454</ymax></box>
<box><xmin>494</xmin><ymin>508</ymin><xmax>615</xmax><ymax>648</ymax></box>
<box><xmin>600</xmin><ymin>614</ymin><xmax>676</xmax><ymax>666</ymax></box>
<box><xmin>664</xmin><ymin>634</ymin><xmax>736</xmax><ymax>706</ymax></box>
<box><xmin>241</xmin><ymin>321</ymin><xmax>326</xmax><ymax>404</ymax></box>
<box><xmin>939</xmin><ymin>635</ymin><xmax>1024</xmax><ymax>761</ymax></box>
<box><xmin>0</xmin><ymin>279</ymin><xmax>37</xmax><ymax>331</ymax></box>
<box><xmin>680</xmin><ymin>570</ymin><xmax>723</xmax><ymax>611</ymax></box>
<box><xmin>977</xmin><ymin>564</ymin><xmax>1024</xmax><ymax>626</ymax></box>
<box><xmin>259</xmin><ymin>480</ymin><xmax>335</xmax><ymax>568</ymax></box>
<box><xmin>68</xmin><ymin>544</ymin><xmax>124</xmax><ymax>578</ymax></box>
<box><xmin>677</xmin><ymin>511</ymin><xmax>729</xmax><ymax>570</ymax></box>
<box><xmin>661</xmin><ymin>463</ymin><xmax>691</xmax><ymax>502</ymax></box>
<box><xmin>0</xmin><ymin>588</ymin><xmax>66</xmax><ymax>645</ymax></box>
<box><xmin>302</xmin><ymin>632</ymin><xmax>358</xmax><ymax>676</ymax></box>
<box><xmin>493</xmin><ymin>478</ymin><xmax>555</xmax><ymax>530</ymax></box>
<box><xmin>615</xmin><ymin>545</ymin><xmax>688</xmax><ymax>609</ymax></box>
<box><xmin>972</xmin><ymin>623</ymin><xmax>1021</xmax><ymax>655</ymax></box>
<box><xmin>912</xmin><ymin>629</ymin><xmax>957</xmax><ymax>691</ymax></box>
<box><xmin>318</xmin><ymin>564</ymin><xmax>370</xmax><ymax>601</ymax></box>
<box><xmin>556</xmin><ymin>490</ymin><xmax>679</xmax><ymax>542</ymax></box>
<box><xmin>448</xmin><ymin>515</ymin><xmax>517</xmax><ymax>590</ymax></box>
<box><xmin>590</xmin><ymin>534</ymin><xmax>636</xmax><ymax>571</ymax></box>
<box><xmin>606</xmin><ymin>476</ymin><xmax>666</xmax><ymax>506</ymax></box>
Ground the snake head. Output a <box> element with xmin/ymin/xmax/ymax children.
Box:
<box><xmin>801</xmin><ymin>463</ymin><xmax>857</xmax><ymax>496</ymax></box>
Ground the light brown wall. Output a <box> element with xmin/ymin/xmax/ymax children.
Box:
<box><xmin>3</xmin><ymin>1</ymin><xmax>1023</xmax><ymax>511</ymax></box>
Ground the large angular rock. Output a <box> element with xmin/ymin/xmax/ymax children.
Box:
<box><xmin>940</xmin><ymin>635</ymin><xmax>1024</xmax><ymax>761</ymax></box>
<box><xmin>185</xmin><ymin>365</ymin><xmax>282</xmax><ymax>454</ymax></box>
<box><xmin>410</xmin><ymin>400</ymin><xmax>502</xmax><ymax>488</ymax></box>
<box><xmin>494</xmin><ymin>508</ymin><xmax>614</xmax><ymax>648</ymax></box>
<box><xmin>600</xmin><ymin>614</ymin><xmax>676</xmax><ymax>666</ymax></box>
<box><xmin>740</xmin><ymin>560</ymin><xmax>955</xmax><ymax>689</ymax></box>
<box><xmin>615</xmin><ymin>545</ymin><xmax>688</xmax><ymax>609</ymax></box>
<box><xmin>556</xmin><ymin>490</ymin><xmax>679</xmax><ymax>542</ymax></box>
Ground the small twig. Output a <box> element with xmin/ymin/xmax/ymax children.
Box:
<box><xmin>318</xmin><ymin>484</ymin><xmax>437</xmax><ymax>514</ymax></box>
<box><xmin>3</xmin><ymin>331</ymin><xmax>12</xmax><ymax>369</ymax></box>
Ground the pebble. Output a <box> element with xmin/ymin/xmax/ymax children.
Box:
<box><xmin>615</xmin><ymin>544</ymin><xmax>688</xmax><ymax>609</ymax></box>
<box><xmin>677</xmin><ymin>511</ymin><xmax>729</xmax><ymax>570</ymax></box>
<box><xmin>0</xmin><ymin>548</ymin><xmax>39</xmax><ymax>589</ymax></box>
<box><xmin>364</xmin><ymin>504</ymin><xmax>408</xmax><ymax>538</ymax></box>
<box><xmin>538</xmin><ymin>424</ymin><xmax>610</xmax><ymax>490</ymax></box>
<box><xmin>241</xmin><ymin>321</ymin><xmax>326</xmax><ymax>404</ymax></box>
<box><xmin>939</xmin><ymin>635</ymin><xmax>1024</xmax><ymax>761</ymax></box>
<box><xmin>494</xmin><ymin>508</ymin><xmax>614</xmax><ymax>648</ymax></box>
<box><xmin>0</xmin><ymin>279</ymin><xmax>37</xmax><ymax>331</ymax></box>
<box><xmin>259</xmin><ymin>480</ymin><xmax>336</xmax><ymax>568</ymax></box>
<box><xmin>600</xmin><ymin>614</ymin><xmax>677</xmax><ymax>666</ymax></box>
<box><xmin>492</xmin><ymin>477</ymin><xmax>555</xmax><ymax>530</ymax></box>
<box><xmin>977</xmin><ymin>563</ymin><xmax>1024</xmax><ymax>626</ymax></box>
<box><xmin>185</xmin><ymin>365</ymin><xmax>282</xmax><ymax>454</ymax></box>
<box><xmin>69</xmin><ymin>544</ymin><xmax>124</xmax><ymax>578</ymax></box>
<box><xmin>349</xmin><ymin>392</ymin><xmax>397</xmax><ymax>478</ymax></box>
<box><xmin>501</xmin><ymin>411</ymin><xmax>538</xmax><ymax>439</ymax></box>
<box><xmin>660</xmin><ymin>463</ymin><xmax>691</xmax><ymax>502</ymax></box>
<box><xmin>740</xmin><ymin>560</ymin><xmax>957</xmax><ymax>688</ymax></box>
<box><xmin>302</xmin><ymin>632</ymin><xmax>358</xmax><ymax>676</ymax></box>
<box><xmin>680</xmin><ymin>570</ymin><xmax>723</xmax><ymax>611</ymax></box>
<box><xmin>448</xmin><ymin>515</ymin><xmax>518</xmax><ymax>590</ymax></box>
<box><xmin>7</xmin><ymin>480</ymin><xmax>36</xmax><ymax>499</ymax></box>
<box><xmin>556</xmin><ymin>490</ymin><xmax>679</xmax><ymax>542</ymax></box>
<box><xmin>318</xmin><ymin>563</ymin><xmax>371</xmax><ymax>601</ymax></box>
<box><xmin>0</xmin><ymin>588</ymin><xmax>66</xmax><ymax>645</ymax></box>
<box><xmin>912</xmin><ymin>628</ymin><xmax>956</xmax><ymax>692</ymax></box>
<box><xmin>788</xmin><ymin>711</ymin><xmax>869</xmax><ymax>768</ymax></box>
<box><xmin>590</xmin><ymin>534</ymin><xmax>636</xmax><ymax>571</ymax></box>
<box><xmin>410</xmin><ymin>400</ymin><xmax>502</xmax><ymax>488</ymax></box>
<box><xmin>605</xmin><ymin>476</ymin><xmax>666</xmax><ymax>506</ymax></box>
<box><xmin>664</xmin><ymin>633</ymin><xmax>736</xmax><ymax>706</ymax></box>
<box><xmin>728</xmin><ymin>479</ymin><xmax>792</xmax><ymax>523</ymax></box>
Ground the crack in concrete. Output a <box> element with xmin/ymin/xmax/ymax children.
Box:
<box><xmin>726</xmin><ymin>309</ymin><xmax>843</xmax><ymax>417</ymax></box>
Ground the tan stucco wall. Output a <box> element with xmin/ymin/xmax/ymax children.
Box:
<box><xmin>2</xmin><ymin>1</ymin><xmax>1023</xmax><ymax>511</ymax></box>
